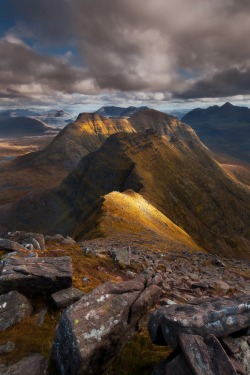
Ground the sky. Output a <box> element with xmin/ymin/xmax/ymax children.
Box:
<box><xmin>1</xmin><ymin>0</ymin><xmax>250</xmax><ymax>112</ymax></box>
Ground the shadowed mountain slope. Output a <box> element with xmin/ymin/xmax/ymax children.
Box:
<box><xmin>182</xmin><ymin>102</ymin><xmax>250</xmax><ymax>162</ymax></box>
<box><xmin>0</xmin><ymin>117</ymin><xmax>54</xmax><ymax>137</ymax></box>
<box><xmin>0</xmin><ymin>110</ymin><xmax>194</xmax><ymax>204</ymax></box>
<box><xmin>0</xmin><ymin>127</ymin><xmax>249</xmax><ymax>259</ymax></box>
<box><xmin>13</xmin><ymin>113</ymin><xmax>136</xmax><ymax>170</ymax></box>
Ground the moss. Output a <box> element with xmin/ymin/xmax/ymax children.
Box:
<box><xmin>105</xmin><ymin>329</ymin><xmax>171</xmax><ymax>375</ymax></box>
<box><xmin>0</xmin><ymin>311</ymin><xmax>59</xmax><ymax>365</ymax></box>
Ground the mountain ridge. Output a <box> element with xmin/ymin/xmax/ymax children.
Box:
<box><xmin>0</xmin><ymin>127</ymin><xmax>249</xmax><ymax>259</ymax></box>
<box><xmin>182</xmin><ymin>102</ymin><xmax>250</xmax><ymax>162</ymax></box>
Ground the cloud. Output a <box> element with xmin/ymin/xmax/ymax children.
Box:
<box><xmin>0</xmin><ymin>36</ymin><xmax>98</xmax><ymax>101</ymax></box>
<box><xmin>176</xmin><ymin>67</ymin><xmax>250</xmax><ymax>99</ymax></box>
<box><xmin>1</xmin><ymin>0</ymin><xmax>250</xmax><ymax>103</ymax></box>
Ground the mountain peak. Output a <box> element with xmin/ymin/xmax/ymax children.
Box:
<box><xmin>221</xmin><ymin>102</ymin><xmax>234</xmax><ymax>108</ymax></box>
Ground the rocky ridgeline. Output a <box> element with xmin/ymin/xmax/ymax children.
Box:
<box><xmin>0</xmin><ymin>232</ymin><xmax>249</xmax><ymax>374</ymax></box>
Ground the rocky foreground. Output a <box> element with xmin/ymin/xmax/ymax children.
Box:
<box><xmin>0</xmin><ymin>232</ymin><xmax>249</xmax><ymax>374</ymax></box>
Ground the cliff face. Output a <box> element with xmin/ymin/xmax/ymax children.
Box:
<box><xmin>1</xmin><ymin>123</ymin><xmax>250</xmax><ymax>259</ymax></box>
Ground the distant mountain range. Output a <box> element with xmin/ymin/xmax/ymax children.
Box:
<box><xmin>0</xmin><ymin>108</ymin><xmax>249</xmax><ymax>259</ymax></box>
<box><xmin>0</xmin><ymin>117</ymin><xmax>56</xmax><ymax>137</ymax></box>
<box><xmin>95</xmin><ymin>106</ymin><xmax>149</xmax><ymax>117</ymax></box>
<box><xmin>0</xmin><ymin>108</ymin><xmax>74</xmax><ymax>128</ymax></box>
<box><xmin>182</xmin><ymin>102</ymin><xmax>250</xmax><ymax>163</ymax></box>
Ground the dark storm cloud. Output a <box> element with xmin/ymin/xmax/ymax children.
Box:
<box><xmin>176</xmin><ymin>68</ymin><xmax>250</xmax><ymax>99</ymax></box>
<box><xmin>0</xmin><ymin>36</ymin><xmax>97</xmax><ymax>100</ymax></box>
<box><xmin>1</xmin><ymin>0</ymin><xmax>250</xmax><ymax>102</ymax></box>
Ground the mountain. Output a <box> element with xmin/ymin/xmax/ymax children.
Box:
<box><xmin>14</xmin><ymin>113</ymin><xmax>135</xmax><ymax>170</ymax></box>
<box><xmin>0</xmin><ymin>117</ymin><xmax>55</xmax><ymax>137</ymax></box>
<box><xmin>33</xmin><ymin>110</ymin><xmax>74</xmax><ymax>128</ymax></box>
<box><xmin>0</xmin><ymin>123</ymin><xmax>249</xmax><ymax>259</ymax></box>
<box><xmin>95</xmin><ymin>106</ymin><xmax>149</xmax><ymax>118</ymax></box>
<box><xmin>0</xmin><ymin>109</ymin><xmax>41</xmax><ymax>118</ymax></box>
<box><xmin>182</xmin><ymin>102</ymin><xmax>250</xmax><ymax>163</ymax></box>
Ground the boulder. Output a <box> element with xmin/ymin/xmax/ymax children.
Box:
<box><xmin>6</xmin><ymin>231</ymin><xmax>45</xmax><ymax>250</ymax></box>
<box><xmin>4</xmin><ymin>353</ymin><xmax>48</xmax><ymax>375</ymax></box>
<box><xmin>0</xmin><ymin>341</ymin><xmax>15</xmax><ymax>354</ymax></box>
<box><xmin>0</xmin><ymin>291</ymin><xmax>32</xmax><ymax>331</ymax></box>
<box><xmin>152</xmin><ymin>353</ymin><xmax>194</xmax><ymax>375</ymax></box>
<box><xmin>0</xmin><ymin>257</ymin><xmax>72</xmax><ymax>296</ymax></box>
<box><xmin>61</xmin><ymin>236</ymin><xmax>76</xmax><ymax>246</ymax></box>
<box><xmin>52</xmin><ymin>274</ymin><xmax>161</xmax><ymax>375</ymax></box>
<box><xmin>179</xmin><ymin>333</ymin><xmax>237</xmax><ymax>375</ymax></box>
<box><xmin>232</xmin><ymin>336</ymin><xmax>250</xmax><ymax>375</ymax></box>
<box><xmin>22</xmin><ymin>237</ymin><xmax>41</xmax><ymax>251</ymax></box>
<box><xmin>51</xmin><ymin>287</ymin><xmax>84</xmax><ymax>309</ymax></box>
<box><xmin>0</xmin><ymin>238</ymin><xmax>27</xmax><ymax>253</ymax></box>
<box><xmin>111</xmin><ymin>247</ymin><xmax>131</xmax><ymax>266</ymax></box>
<box><xmin>148</xmin><ymin>295</ymin><xmax>250</xmax><ymax>348</ymax></box>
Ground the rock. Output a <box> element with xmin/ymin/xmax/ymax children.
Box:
<box><xmin>179</xmin><ymin>333</ymin><xmax>237</xmax><ymax>375</ymax></box>
<box><xmin>22</xmin><ymin>237</ymin><xmax>41</xmax><ymax>251</ymax></box>
<box><xmin>36</xmin><ymin>307</ymin><xmax>48</xmax><ymax>327</ymax></box>
<box><xmin>4</xmin><ymin>353</ymin><xmax>48</xmax><ymax>375</ymax></box>
<box><xmin>61</xmin><ymin>236</ymin><xmax>76</xmax><ymax>245</ymax></box>
<box><xmin>221</xmin><ymin>336</ymin><xmax>240</xmax><ymax>355</ymax></box>
<box><xmin>232</xmin><ymin>336</ymin><xmax>250</xmax><ymax>375</ymax></box>
<box><xmin>0</xmin><ymin>291</ymin><xmax>32</xmax><ymax>331</ymax></box>
<box><xmin>111</xmin><ymin>247</ymin><xmax>131</xmax><ymax>266</ymax></box>
<box><xmin>0</xmin><ymin>257</ymin><xmax>72</xmax><ymax>296</ymax></box>
<box><xmin>212</xmin><ymin>258</ymin><xmax>225</xmax><ymax>267</ymax></box>
<box><xmin>52</xmin><ymin>274</ymin><xmax>161</xmax><ymax>375</ymax></box>
<box><xmin>151</xmin><ymin>274</ymin><xmax>163</xmax><ymax>287</ymax></box>
<box><xmin>159</xmin><ymin>298</ymin><xmax>177</xmax><ymax>306</ymax></box>
<box><xmin>6</xmin><ymin>231</ymin><xmax>45</xmax><ymax>250</ymax></box>
<box><xmin>0</xmin><ymin>341</ymin><xmax>15</xmax><ymax>354</ymax></box>
<box><xmin>148</xmin><ymin>295</ymin><xmax>250</xmax><ymax>349</ymax></box>
<box><xmin>0</xmin><ymin>238</ymin><xmax>27</xmax><ymax>253</ymax></box>
<box><xmin>84</xmin><ymin>248</ymin><xmax>97</xmax><ymax>257</ymax></box>
<box><xmin>45</xmin><ymin>234</ymin><xmax>64</xmax><ymax>243</ymax></box>
<box><xmin>152</xmin><ymin>353</ymin><xmax>194</xmax><ymax>375</ymax></box>
<box><xmin>51</xmin><ymin>287</ymin><xmax>84</xmax><ymax>309</ymax></box>
<box><xmin>215</xmin><ymin>280</ymin><xmax>230</xmax><ymax>292</ymax></box>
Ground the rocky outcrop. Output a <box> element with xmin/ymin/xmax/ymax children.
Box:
<box><xmin>0</xmin><ymin>291</ymin><xmax>32</xmax><ymax>331</ymax></box>
<box><xmin>6</xmin><ymin>231</ymin><xmax>46</xmax><ymax>250</ymax></box>
<box><xmin>149</xmin><ymin>294</ymin><xmax>250</xmax><ymax>348</ymax></box>
<box><xmin>0</xmin><ymin>256</ymin><xmax>72</xmax><ymax>296</ymax></box>
<box><xmin>0</xmin><ymin>238</ymin><xmax>27</xmax><ymax>253</ymax></box>
<box><xmin>51</xmin><ymin>287</ymin><xmax>84</xmax><ymax>309</ymax></box>
<box><xmin>149</xmin><ymin>295</ymin><xmax>250</xmax><ymax>375</ymax></box>
<box><xmin>52</xmin><ymin>272</ymin><xmax>162</xmax><ymax>375</ymax></box>
<box><xmin>2</xmin><ymin>353</ymin><xmax>48</xmax><ymax>375</ymax></box>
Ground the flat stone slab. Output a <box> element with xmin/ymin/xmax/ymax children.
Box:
<box><xmin>0</xmin><ymin>291</ymin><xmax>33</xmax><ymax>331</ymax></box>
<box><xmin>52</xmin><ymin>274</ymin><xmax>161</xmax><ymax>375</ymax></box>
<box><xmin>0</xmin><ymin>238</ymin><xmax>27</xmax><ymax>253</ymax></box>
<box><xmin>0</xmin><ymin>257</ymin><xmax>72</xmax><ymax>296</ymax></box>
<box><xmin>180</xmin><ymin>333</ymin><xmax>237</xmax><ymax>375</ymax></box>
<box><xmin>148</xmin><ymin>295</ymin><xmax>250</xmax><ymax>348</ymax></box>
<box><xmin>51</xmin><ymin>287</ymin><xmax>84</xmax><ymax>309</ymax></box>
<box><xmin>4</xmin><ymin>353</ymin><xmax>48</xmax><ymax>375</ymax></box>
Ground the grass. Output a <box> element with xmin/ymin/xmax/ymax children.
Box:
<box><xmin>105</xmin><ymin>329</ymin><xmax>171</xmax><ymax>375</ymax></box>
<box><xmin>0</xmin><ymin>311</ymin><xmax>59</xmax><ymax>365</ymax></box>
<box><xmin>43</xmin><ymin>241</ymin><xmax>127</xmax><ymax>293</ymax></box>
